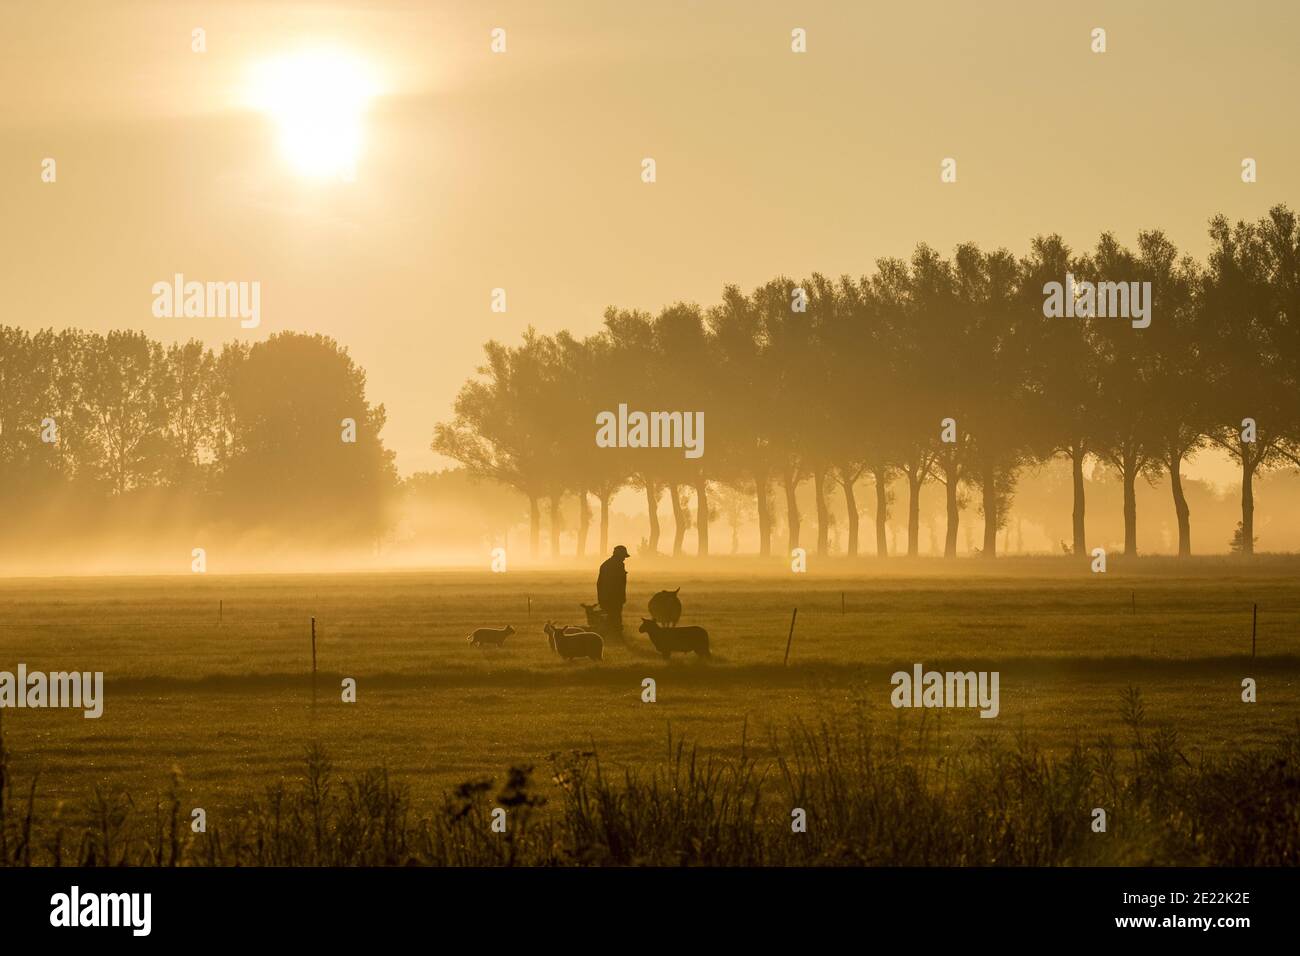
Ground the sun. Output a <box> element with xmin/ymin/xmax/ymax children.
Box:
<box><xmin>247</xmin><ymin>47</ymin><xmax>379</xmax><ymax>182</ymax></box>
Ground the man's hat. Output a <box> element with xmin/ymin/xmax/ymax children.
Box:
<box><xmin>612</xmin><ymin>545</ymin><xmax>630</xmax><ymax>558</ymax></box>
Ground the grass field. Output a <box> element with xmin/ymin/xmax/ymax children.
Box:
<box><xmin>1</xmin><ymin>557</ymin><xmax>1298</xmax><ymax>830</ymax></box>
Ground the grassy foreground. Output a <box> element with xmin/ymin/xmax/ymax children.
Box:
<box><xmin>0</xmin><ymin>558</ymin><xmax>1297</xmax><ymax>864</ymax></box>
<box><xmin>2</xmin><ymin>691</ymin><xmax>1297</xmax><ymax>866</ymax></box>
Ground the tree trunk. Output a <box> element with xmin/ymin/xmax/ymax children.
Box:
<box><xmin>644</xmin><ymin>478</ymin><xmax>660</xmax><ymax>554</ymax></box>
<box><xmin>1070</xmin><ymin>445</ymin><xmax>1086</xmax><ymax>556</ymax></box>
<box><xmin>669</xmin><ymin>484</ymin><xmax>688</xmax><ymax>557</ymax></box>
<box><xmin>576</xmin><ymin>490</ymin><xmax>591</xmax><ymax>558</ymax></box>
<box><xmin>548</xmin><ymin>494</ymin><xmax>562</xmax><ymax>558</ymax></box>
<box><xmin>783</xmin><ymin>468</ymin><xmax>801</xmax><ymax>555</ymax></box>
<box><xmin>528</xmin><ymin>495</ymin><xmax>540</xmax><ymax>559</ymax></box>
<box><xmin>906</xmin><ymin>469</ymin><xmax>922</xmax><ymax>557</ymax></box>
<box><xmin>981</xmin><ymin>466</ymin><xmax>997</xmax><ymax>558</ymax></box>
<box><xmin>755</xmin><ymin>468</ymin><xmax>772</xmax><ymax>557</ymax></box>
<box><xmin>1241</xmin><ymin>453</ymin><xmax>1255</xmax><ymax>556</ymax></box>
<box><xmin>842</xmin><ymin>467</ymin><xmax>859</xmax><ymax>557</ymax></box>
<box><xmin>1122</xmin><ymin>455</ymin><xmax>1138</xmax><ymax>557</ymax></box>
<box><xmin>694</xmin><ymin>476</ymin><xmax>709</xmax><ymax>557</ymax></box>
<box><xmin>943</xmin><ymin>472</ymin><xmax>959</xmax><ymax>558</ymax></box>
<box><xmin>872</xmin><ymin>468</ymin><xmax>888</xmax><ymax>558</ymax></box>
<box><xmin>599</xmin><ymin>492</ymin><xmax>610</xmax><ymax>556</ymax></box>
<box><xmin>814</xmin><ymin>469</ymin><xmax>830</xmax><ymax>557</ymax></box>
<box><xmin>1169</xmin><ymin>453</ymin><xmax>1190</xmax><ymax>557</ymax></box>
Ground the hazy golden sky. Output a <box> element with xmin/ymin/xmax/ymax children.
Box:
<box><xmin>2</xmin><ymin>0</ymin><xmax>1296</xmax><ymax>480</ymax></box>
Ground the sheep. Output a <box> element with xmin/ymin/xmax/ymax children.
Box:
<box><xmin>579</xmin><ymin>602</ymin><xmax>607</xmax><ymax>630</ymax></box>
<box><xmin>541</xmin><ymin>621</ymin><xmax>586</xmax><ymax>642</ymax></box>
<box><xmin>543</xmin><ymin>621</ymin><xmax>589</xmax><ymax>638</ymax></box>
<box><xmin>468</xmin><ymin>624</ymin><xmax>515</xmax><ymax>647</ymax></box>
<box><xmin>543</xmin><ymin>621</ymin><xmax>604</xmax><ymax>661</ymax></box>
<box><xmin>638</xmin><ymin>618</ymin><xmax>709</xmax><ymax>660</ymax></box>
<box><xmin>647</xmin><ymin>587</ymin><xmax>682</xmax><ymax>627</ymax></box>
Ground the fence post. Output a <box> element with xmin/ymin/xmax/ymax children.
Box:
<box><xmin>311</xmin><ymin>617</ymin><xmax>318</xmax><ymax>709</ymax></box>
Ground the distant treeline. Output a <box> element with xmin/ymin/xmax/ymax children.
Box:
<box><xmin>4</xmin><ymin>206</ymin><xmax>1299</xmax><ymax>567</ymax></box>
<box><xmin>436</xmin><ymin>205</ymin><xmax>1300</xmax><ymax>559</ymax></box>
<box><xmin>0</xmin><ymin>329</ymin><xmax>395</xmax><ymax>560</ymax></box>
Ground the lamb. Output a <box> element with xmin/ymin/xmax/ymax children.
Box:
<box><xmin>647</xmin><ymin>587</ymin><xmax>682</xmax><ymax>627</ymax></box>
<box><xmin>543</xmin><ymin>622</ymin><xmax>604</xmax><ymax>661</ymax></box>
<box><xmin>638</xmin><ymin>618</ymin><xmax>709</xmax><ymax>660</ymax></box>
<box><xmin>468</xmin><ymin>624</ymin><xmax>515</xmax><ymax>647</ymax></box>
<box><xmin>579</xmin><ymin>603</ymin><xmax>607</xmax><ymax>630</ymax></box>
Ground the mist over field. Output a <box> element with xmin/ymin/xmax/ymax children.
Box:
<box><xmin>5</xmin><ymin>460</ymin><xmax>1300</xmax><ymax>577</ymax></box>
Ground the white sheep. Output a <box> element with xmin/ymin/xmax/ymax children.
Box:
<box><xmin>543</xmin><ymin>621</ymin><xmax>604</xmax><ymax>661</ymax></box>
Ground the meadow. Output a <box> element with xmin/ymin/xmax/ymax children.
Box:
<box><xmin>1</xmin><ymin>556</ymin><xmax>1297</xmax><ymax>829</ymax></box>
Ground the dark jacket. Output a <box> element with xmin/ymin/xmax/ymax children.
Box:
<box><xmin>597</xmin><ymin>556</ymin><xmax>627</xmax><ymax>608</ymax></box>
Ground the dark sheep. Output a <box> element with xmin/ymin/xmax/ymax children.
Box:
<box><xmin>647</xmin><ymin>588</ymin><xmax>682</xmax><ymax>627</ymax></box>
<box><xmin>468</xmin><ymin>625</ymin><xmax>515</xmax><ymax>647</ymax></box>
<box><xmin>579</xmin><ymin>603</ymin><xmax>607</xmax><ymax>630</ymax></box>
<box><xmin>638</xmin><ymin>618</ymin><xmax>709</xmax><ymax>660</ymax></box>
<box><xmin>544</xmin><ymin>622</ymin><xmax>604</xmax><ymax>661</ymax></box>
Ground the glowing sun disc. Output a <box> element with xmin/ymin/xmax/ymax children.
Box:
<box><xmin>247</xmin><ymin>48</ymin><xmax>379</xmax><ymax>181</ymax></box>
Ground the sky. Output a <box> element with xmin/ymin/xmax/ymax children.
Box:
<box><xmin>2</xmin><ymin>0</ymin><xmax>1297</xmax><ymax>483</ymax></box>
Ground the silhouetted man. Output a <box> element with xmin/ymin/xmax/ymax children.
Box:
<box><xmin>596</xmin><ymin>545</ymin><xmax>629</xmax><ymax>638</ymax></box>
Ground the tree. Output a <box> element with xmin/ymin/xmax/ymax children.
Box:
<box><xmin>1201</xmin><ymin>213</ymin><xmax>1292</xmax><ymax>555</ymax></box>
<box><xmin>222</xmin><ymin>332</ymin><xmax>395</xmax><ymax>543</ymax></box>
<box><xmin>752</xmin><ymin>277</ymin><xmax>817</xmax><ymax>558</ymax></box>
<box><xmin>950</xmin><ymin>244</ymin><xmax>1039</xmax><ymax>559</ymax></box>
<box><xmin>650</xmin><ymin>303</ymin><xmax>715</xmax><ymax>557</ymax></box>
<box><xmin>1137</xmin><ymin>231</ymin><xmax>1204</xmax><ymax>556</ymax></box>
<box><xmin>1022</xmin><ymin>235</ymin><xmax>1097</xmax><ymax>556</ymax></box>
<box><xmin>817</xmin><ymin>276</ymin><xmax>883</xmax><ymax>557</ymax></box>
<box><xmin>555</xmin><ymin>330</ymin><xmax>627</xmax><ymax>557</ymax></box>
<box><xmin>897</xmin><ymin>251</ymin><xmax>963</xmax><ymax>557</ymax></box>
<box><xmin>1090</xmin><ymin>235</ymin><xmax>1164</xmax><ymax>557</ymax></box>
<box><xmin>0</xmin><ymin>327</ymin><xmax>51</xmax><ymax>483</ymax></box>
<box><xmin>434</xmin><ymin>331</ymin><xmax>556</xmax><ymax>557</ymax></box>
<box><xmin>602</xmin><ymin>308</ymin><xmax>665</xmax><ymax>555</ymax></box>
<box><xmin>1256</xmin><ymin>206</ymin><xmax>1300</xmax><ymax>476</ymax></box>
<box><xmin>709</xmin><ymin>285</ymin><xmax>779</xmax><ymax>557</ymax></box>
<box><xmin>81</xmin><ymin>330</ymin><xmax>169</xmax><ymax>495</ymax></box>
<box><xmin>802</xmin><ymin>274</ymin><xmax>855</xmax><ymax>557</ymax></box>
<box><xmin>160</xmin><ymin>340</ymin><xmax>218</xmax><ymax>489</ymax></box>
